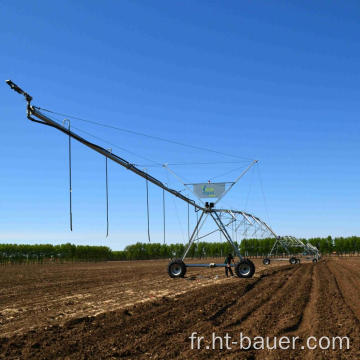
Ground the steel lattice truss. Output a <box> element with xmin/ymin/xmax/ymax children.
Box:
<box><xmin>192</xmin><ymin>209</ymin><xmax>277</xmax><ymax>249</ymax></box>
<box><xmin>269</xmin><ymin>235</ymin><xmax>320</xmax><ymax>259</ymax></box>
<box><xmin>304</xmin><ymin>242</ymin><xmax>320</xmax><ymax>257</ymax></box>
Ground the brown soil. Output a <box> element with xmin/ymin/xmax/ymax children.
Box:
<box><xmin>1</xmin><ymin>257</ymin><xmax>359</xmax><ymax>359</ymax></box>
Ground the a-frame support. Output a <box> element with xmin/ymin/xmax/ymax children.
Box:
<box><xmin>181</xmin><ymin>207</ymin><xmax>244</xmax><ymax>268</ymax></box>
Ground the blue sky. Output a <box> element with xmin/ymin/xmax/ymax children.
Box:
<box><xmin>1</xmin><ymin>1</ymin><xmax>359</xmax><ymax>249</ymax></box>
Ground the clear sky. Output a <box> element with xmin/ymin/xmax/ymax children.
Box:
<box><xmin>1</xmin><ymin>1</ymin><xmax>359</xmax><ymax>250</ymax></box>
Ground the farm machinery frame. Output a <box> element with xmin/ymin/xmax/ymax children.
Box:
<box><xmin>7</xmin><ymin>80</ymin><xmax>314</xmax><ymax>279</ymax></box>
<box><xmin>262</xmin><ymin>236</ymin><xmax>320</xmax><ymax>265</ymax></box>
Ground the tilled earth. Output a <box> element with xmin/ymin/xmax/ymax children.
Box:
<box><xmin>1</xmin><ymin>257</ymin><xmax>360</xmax><ymax>359</ymax></box>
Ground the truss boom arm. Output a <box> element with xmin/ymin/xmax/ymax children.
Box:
<box><xmin>6</xmin><ymin>80</ymin><xmax>204</xmax><ymax>211</ymax></box>
<box><xmin>31</xmin><ymin>106</ymin><xmax>204</xmax><ymax>210</ymax></box>
<box><xmin>215</xmin><ymin>209</ymin><xmax>278</xmax><ymax>237</ymax></box>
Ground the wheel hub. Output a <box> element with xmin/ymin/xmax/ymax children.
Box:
<box><xmin>170</xmin><ymin>263</ymin><xmax>182</xmax><ymax>276</ymax></box>
<box><xmin>238</xmin><ymin>264</ymin><xmax>251</xmax><ymax>276</ymax></box>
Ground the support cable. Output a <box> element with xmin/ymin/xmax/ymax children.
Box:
<box><xmin>257</xmin><ymin>163</ymin><xmax>270</xmax><ymax>224</ymax></box>
<box><xmin>34</xmin><ymin>106</ymin><xmax>254</xmax><ymax>161</ymax></box>
<box><xmin>37</xmin><ymin>110</ymin><xmax>162</xmax><ymax>168</ymax></box>
<box><xmin>69</xmin><ymin>123</ymin><xmax>161</xmax><ymax>167</ymax></box>
<box><xmin>165</xmin><ymin>172</ymin><xmax>186</xmax><ymax>243</ymax></box>
<box><xmin>28</xmin><ymin>106</ymin><xmax>204</xmax><ymax>211</ymax></box>
<box><xmin>134</xmin><ymin>161</ymin><xmax>248</xmax><ymax>168</ymax></box>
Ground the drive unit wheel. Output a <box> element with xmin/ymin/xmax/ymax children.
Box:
<box><xmin>263</xmin><ymin>258</ymin><xmax>271</xmax><ymax>265</ymax></box>
<box><xmin>167</xmin><ymin>259</ymin><xmax>187</xmax><ymax>278</ymax></box>
<box><xmin>235</xmin><ymin>259</ymin><xmax>255</xmax><ymax>278</ymax></box>
<box><xmin>289</xmin><ymin>257</ymin><xmax>297</xmax><ymax>265</ymax></box>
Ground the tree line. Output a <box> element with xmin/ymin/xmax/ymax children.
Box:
<box><xmin>1</xmin><ymin>236</ymin><xmax>359</xmax><ymax>264</ymax></box>
<box><xmin>239</xmin><ymin>236</ymin><xmax>360</xmax><ymax>256</ymax></box>
<box><xmin>116</xmin><ymin>236</ymin><xmax>360</xmax><ymax>260</ymax></box>
<box><xmin>0</xmin><ymin>243</ymin><xmax>112</xmax><ymax>264</ymax></box>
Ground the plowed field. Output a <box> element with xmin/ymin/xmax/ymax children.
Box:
<box><xmin>1</xmin><ymin>257</ymin><xmax>360</xmax><ymax>359</ymax></box>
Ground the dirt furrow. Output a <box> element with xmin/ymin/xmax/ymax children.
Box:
<box><xmin>0</xmin><ymin>264</ymin><xmax>299</xmax><ymax>360</ymax></box>
<box><xmin>207</xmin><ymin>264</ymin><xmax>312</xmax><ymax>359</ymax></box>
<box><xmin>1</xmin><ymin>259</ymin><xmax>360</xmax><ymax>359</ymax></box>
<box><xmin>209</xmin><ymin>265</ymin><xmax>299</xmax><ymax>326</ymax></box>
<box><xmin>327</xmin><ymin>259</ymin><xmax>360</xmax><ymax>322</ymax></box>
<box><xmin>265</xmin><ymin>260</ymin><xmax>360</xmax><ymax>360</ymax></box>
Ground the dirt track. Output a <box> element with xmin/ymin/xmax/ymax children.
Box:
<box><xmin>1</xmin><ymin>258</ymin><xmax>360</xmax><ymax>359</ymax></box>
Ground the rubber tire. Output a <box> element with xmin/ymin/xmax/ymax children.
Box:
<box><xmin>235</xmin><ymin>259</ymin><xmax>255</xmax><ymax>278</ymax></box>
<box><xmin>167</xmin><ymin>259</ymin><xmax>187</xmax><ymax>278</ymax></box>
<box><xmin>263</xmin><ymin>258</ymin><xmax>270</xmax><ymax>265</ymax></box>
<box><xmin>289</xmin><ymin>257</ymin><xmax>297</xmax><ymax>265</ymax></box>
<box><xmin>312</xmin><ymin>258</ymin><xmax>318</xmax><ymax>263</ymax></box>
<box><xmin>296</xmin><ymin>258</ymin><xmax>301</xmax><ymax>264</ymax></box>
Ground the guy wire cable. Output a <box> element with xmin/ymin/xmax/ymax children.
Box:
<box><xmin>40</xmin><ymin>111</ymin><xmax>162</xmax><ymax>168</ymax></box>
<box><xmin>34</xmin><ymin>106</ymin><xmax>254</xmax><ymax>161</ymax></box>
<box><xmin>256</xmin><ymin>162</ymin><xmax>271</xmax><ymax>224</ymax></box>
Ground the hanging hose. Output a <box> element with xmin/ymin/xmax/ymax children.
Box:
<box><xmin>64</xmin><ymin>119</ymin><xmax>73</xmax><ymax>231</ymax></box>
<box><xmin>162</xmin><ymin>188</ymin><xmax>165</xmax><ymax>244</ymax></box>
<box><xmin>187</xmin><ymin>202</ymin><xmax>190</xmax><ymax>241</ymax></box>
<box><xmin>146</xmin><ymin>177</ymin><xmax>151</xmax><ymax>242</ymax></box>
<box><xmin>105</xmin><ymin>153</ymin><xmax>109</xmax><ymax>237</ymax></box>
<box><xmin>196</xmin><ymin>210</ymin><xmax>199</xmax><ymax>240</ymax></box>
<box><xmin>232</xmin><ymin>219</ymin><xmax>234</xmax><ymax>243</ymax></box>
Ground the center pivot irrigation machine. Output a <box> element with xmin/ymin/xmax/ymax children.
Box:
<box><xmin>262</xmin><ymin>236</ymin><xmax>320</xmax><ymax>266</ymax></box>
<box><xmin>7</xmin><ymin>80</ymin><xmax>316</xmax><ymax>278</ymax></box>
